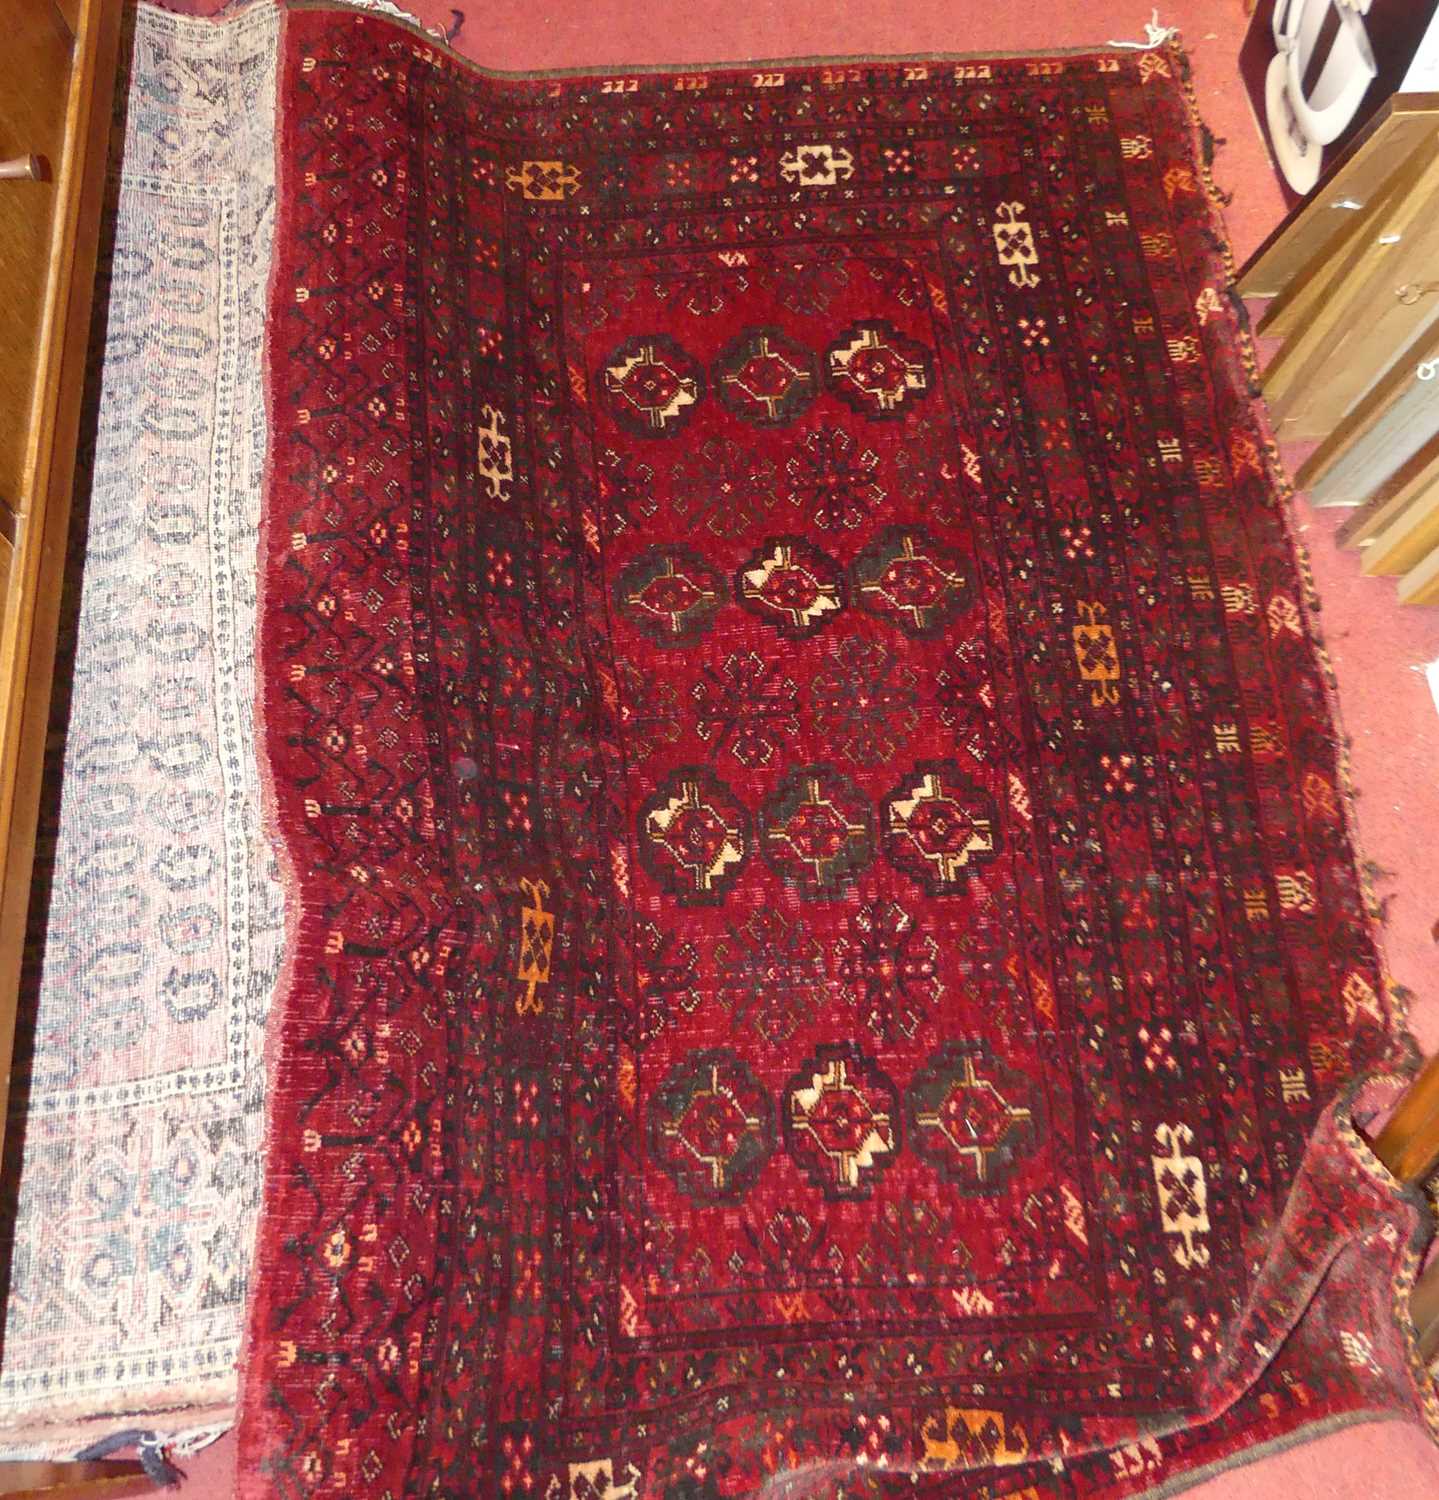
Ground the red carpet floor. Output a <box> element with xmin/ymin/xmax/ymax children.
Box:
<box><xmin>136</xmin><ymin>1</ymin><xmax>1439</xmax><ymax>1495</ymax></box>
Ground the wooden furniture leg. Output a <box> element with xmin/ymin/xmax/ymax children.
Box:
<box><xmin>1373</xmin><ymin>1053</ymin><xmax>1439</xmax><ymax>1187</ymax></box>
<box><xmin>1412</xmin><ymin>1258</ymin><xmax>1439</xmax><ymax>1366</ymax></box>
<box><xmin>1372</xmin><ymin>1054</ymin><xmax>1439</xmax><ymax>1365</ymax></box>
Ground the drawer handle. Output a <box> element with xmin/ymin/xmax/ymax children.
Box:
<box><xmin>0</xmin><ymin>155</ymin><xmax>45</xmax><ymax>181</ymax></box>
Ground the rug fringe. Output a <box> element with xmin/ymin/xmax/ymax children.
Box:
<box><xmin>1107</xmin><ymin>9</ymin><xmax>1179</xmax><ymax>51</ymax></box>
<box><xmin>169</xmin><ymin>1423</ymin><xmax>232</xmax><ymax>1457</ymax></box>
<box><xmin>327</xmin><ymin>0</ymin><xmax>454</xmax><ymax>41</ymax></box>
<box><xmin>1169</xmin><ymin>35</ymin><xmax>1423</xmax><ymax>1073</ymax></box>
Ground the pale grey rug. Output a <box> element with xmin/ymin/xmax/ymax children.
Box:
<box><xmin>0</xmin><ymin>1</ymin><xmax>280</xmax><ymax>1453</ymax></box>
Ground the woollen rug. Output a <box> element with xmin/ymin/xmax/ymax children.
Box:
<box><xmin>238</xmin><ymin>9</ymin><xmax>1439</xmax><ymax>1496</ymax></box>
<box><xmin>0</xmin><ymin>3</ymin><xmax>281</xmax><ymax>1454</ymax></box>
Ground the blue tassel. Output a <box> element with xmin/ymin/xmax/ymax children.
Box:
<box><xmin>73</xmin><ymin>1428</ymin><xmax>184</xmax><ymax>1488</ymax></box>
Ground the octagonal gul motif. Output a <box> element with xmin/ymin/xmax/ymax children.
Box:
<box><xmin>735</xmin><ymin>536</ymin><xmax>846</xmax><ymax>639</ymax></box>
<box><xmin>638</xmin><ymin>767</ymin><xmax>750</xmax><ymax>904</ymax></box>
<box><xmin>825</xmin><ymin>319</ymin><xmax>932</xmax><ymax>419</ymax></box>
<box><xmin>649</xmin><ymin>1048</ymin><xmax>775</xmax><ymax>1202</ymax></box>
<box><xmin>601</xmin><ymin>334</ymin><xmax>704</xmax><ymax>436</ymax></box>
<box><xmin>883</xmin><ymin>760</ymin><xmax>1000</xmax><ymax>893</ymax></box>
<box><xmin>851</xmin><ymin>525</ymin><xmax>973</xmax><ymax>637</ymax></box>
<box><xmin>715</xmin><ymin>326</ymin><xmax>819</xmax><ymax>426</ymax></box>
<box><xmin>615</xmin><ymin>545</ymin><xmax>724</xmax><ymax>645</ymax></box>
<box><xmin>783</xmin><ymin>1044</ymin><xmax>900</xmax><ymax>1199</ymax></box>
<box><xmin>907</xmin><ymin>1042</ymin><xmax>1039</xmax><ymax>1193</ymax></box>
<box><xmin>760</xmin><ymin>766</ymin><xmax>875</xmax><ymax>899</ymax></box>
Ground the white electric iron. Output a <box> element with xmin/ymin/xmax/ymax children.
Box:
<box><xmin>1265</xmin><ymin>0</ymin><xmax>1379</xmax><ymax>194</ymax></box>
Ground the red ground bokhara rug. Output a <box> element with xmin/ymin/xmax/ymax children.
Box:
<box><xmin>239</xmin><ymin>9</ymin><xmax>1439</xmax><ymax>1496</ymax></box>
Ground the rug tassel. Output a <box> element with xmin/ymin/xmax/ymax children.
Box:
<box><xmin>1224</xmin><ymin>280</ymin><xmax>1254</xmax><ymax>338</ymax></box>
<box><xmin>170</xmin><ymin>1422</ymin><xmax>233</xmax><ymax>1458</ymax></box>
<box><xmin>73</xmin><ymin>1429</ymin><xmax>183</xmax><ymax>1489</ymax></box>
<box><xmin>1107</xmin><ymin>8</ymin><xmax>1179</xmax><ymax>50</ymax></box>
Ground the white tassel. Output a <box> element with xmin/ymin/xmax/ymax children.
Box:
<box><xmin>1108</xmin><ymin>8</ymin><xmax>1179</xmax><ymax>50</ymax></box>
<box><xmin>168</xmin><ymin>1423</ymin><xmax>234</xmax><ymax>1457</ymax></box>
<box><xmin>341</xmin><ymin>0</ymin><xmax>454</xmax><ymax>42</ymax></box>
